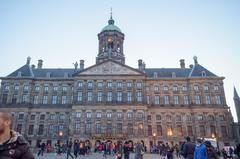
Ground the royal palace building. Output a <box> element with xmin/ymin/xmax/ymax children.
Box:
<box><xmin>0</xmin><ymin>15</ymin><xmax>235</xmax><ymax>149</ymax></box>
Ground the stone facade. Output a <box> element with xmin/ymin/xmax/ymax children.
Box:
<box><xmin>0</xmin><ymin>15</ymin><xmax>235</xmax><ymax>149</ymax></box>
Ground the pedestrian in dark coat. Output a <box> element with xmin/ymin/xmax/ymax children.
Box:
<box><xmin>134</xmin><ymin>141</ymin><xmax>144</xmax><ymax>159</ymax></box>
<box><xmin>123</xmin><ymin>141</ymin><xmax>130</xmax><ymax>159</ymax></box>
<box><xmin>183</xmin><ymin>136</ymin><xmax>195</xmax><ymax>159</ymax></box>
<box><xmin>0</xmin><ymin>112</ymin><xmax>34</xmax><ymax>159</ymax></box>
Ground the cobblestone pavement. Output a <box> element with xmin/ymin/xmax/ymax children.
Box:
<box><xmin>34</xmin><ymin>152</ymin><xmax>172</xmax><ymax>159</ymax></box>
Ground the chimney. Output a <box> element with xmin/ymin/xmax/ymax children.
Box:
<box><xmin>26</xmin><ymin>56</ymin><xmax>31</xmax><ymax>65</ymax></box>
<box><xmin>31</xmin><ymin>64</ymin><xmax>36</xmax><ymax>69</ymax></box>
<box><xmin>138</xmin><ymin>59</ymin><xmax>143</xmax><ymax>70</ymax></box>
<box><xmin>38</xmin><ymin>59</ymin><xmax>43</xmax><ymax>69</ymax></box>
<box><xmin>180</xmin><ymin>59</ymin><xmax>185</xmax><ymax>69</ymax></box>
<box><xmin>80</xmin><ymin>60</ymin><xmax>84</xmax><ymax>70</ymax></box>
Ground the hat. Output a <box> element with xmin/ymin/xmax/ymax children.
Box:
<box><xmin>196</xmin><ymin>138</ymin><xmax>202</xmax><ymax>143</ymax></box>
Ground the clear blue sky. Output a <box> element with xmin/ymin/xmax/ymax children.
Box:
<box><xmin>1</xmin><ymin>0</ymin><xmax>240</xmax><ymax>121</ymax></box>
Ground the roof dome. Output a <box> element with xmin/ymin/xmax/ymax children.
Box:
<box><xmin>101</xmin><ymin>14</ymin><xmax>122</xmax><ymax>33</ymax></box>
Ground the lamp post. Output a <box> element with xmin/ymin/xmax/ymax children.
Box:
<box><xmin>153</xmin><ymin>132</ymin><xmax>156</xmax><ymax>146</ymax></box>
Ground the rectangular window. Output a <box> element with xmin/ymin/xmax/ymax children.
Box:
<box><xmin>14</xmin><ymin>94</ymin><xmax>19</xmax><ymax>103</ymax></box>
<box><xmin>210</xmin><ymin>125</ymin><xmax>216</xmax><ymax>137</ymax></box>
<box><xmin>2</xmin><ymin>94</ymin><xmax>8</xmax><ymax>104</ymax></box>
<box><xmin>38</xmin><ymin>124</ymin><xmax>44</xmax><ymax>135</ymax></box>
<box><xmin>106</xmin><ymin>123</ymin><xmax>112</xmax><ymax>134</ymax></box>
<box><xmin>50</xmin><ymin>114</ymin><xmax>55</xmax><ymax>120</ymax></box>
<box><xmin>97</xmin><ymin>82</ymin><xmax>103</xmax><ymax>89</ymax></box>
<box><xmin>44</xmin><ymin>86</ymin><xmax>49</xmax><ymax>92</ymax></box>
<box><xmin>147</xmin><ymin>95</ymin><xmax>150</xmax><ymax>104</ymax></box>
<box><xmin>204</xmin><ymin>85</ymin><xmax>209</xmax><ymax>91</ymax></box>
<box><xmin>117</xmin><ymin>82</ymin><xmax>122</xmax><ymax>88</ymax></box>
<box><xmin>163</xmin><ymin>86</ymin><xmax>169</xmax><ymax>91</ymax></box>
<box><xmin>164</xmin><ymin>95</ymin><xmax>169</xmax><ymax>105</ymax></box>
<box><xmin>59</xmin><ymin>114</ymin><xmax>65</xmax><ymax>120</ymax></box>
<box><xmin>127</xmin><ymin>123</ymin><xmax>133</xmax><ymax>134</ymax></box>
<box><xmin>173</xmin><ymin>86</ymin><xmax>178</xmax><ymax>91</ymax></box>
<box><xmin>148</xmin><ymin>125</ymin><xmax>152</xmax><ymax>136</ymax></box>
<box><xmin>85</xmin><ymin>123</ymin><xmax>91</xmax><ymax>134</ymax></box>
<box><xmin>117</xmin><ymin>92</ymin><xmax>122</xmax><ymax>102</ymax></box>
<box><xmin>107</xmin><ymin>82</ymin><xmax>112</xmax><ymax>89</ymax></box>
<box><xmin>22</xmin><ymin>94</ymin><xmax>27</xmax><ymax>103</ymax></box>
<box><xmin>173</xmin><ymin>95</ymin><xmax>179</xmax><ymax>105</ymax></box>
<box><xmin>17</xmin><ymin>124</ymin><xmax>22</xmax><ymax>133</ymax></box>
<box><xmin>78</xmin><ymin>82</ymin><xmax>83</xmax><ymax>88</ymax></box>
<box><xmin>154</xmin><ymin>86</ymin><xmax>159</xmax><ymax>92</ymax></box>
<box><xmin>136</xmin><ymin>82</ymin><xmax>142</xmax><ymax>88</ymax></box>
<box><xmin>205</xmin><ymin>95</ymin><xmax>211</xmax><ymax>104</ymax></box>
<box><xmin>156</xmin><ymin>115</ymin><xmax>161</xmax><ymax>120</ymax></box>
<box><xmin>137</xmin><ymin>92</ymin><xmax>142</xmax><ymax>102</ymax></box>
<box><xmin>117</xmin><ymin>112</ymin><xmax>122</xmax><ymax>119</ymax></box>
<box><xmin>77</xmin><ymin>92</ymin><xmax>83</xmax><ymax>102</ymax></box>
<box><xmin>187</xmin><ymin>126</ymin><xmax>193</xmax><ymax>136</ymax></box>
<box><xmin>75</xmin><ymin>123</ymin><xmax>81</xmax><ymax>133</ymax></box>
<box><xmin>214</xmin><ymin>85</ymin><xmax>219</xmax><ymax>91</ymax></box>
<box><xmin>96</xmin><ymin>123</ymin><xmax>101</xmax><ymax>134</ymax></box>
<box><xmin>127</xmin><ymin>112</ymin><xmax>133</xmax><ymax>119</ymax></box>
<box><xmin>28</xmin><ymin>125</ymin><xmax>34</xmax><ymax>135</ymax></box>
<box><xmin>138</xmin><ymin>112</ymin><xmax>144</xmax><ymax>119</ymax></box>
<box><xmin>14</xmin><ymin>85</ymin><xmax>19</xmax><ymax>91</ymax></box>
<box><xmin>184</xmin><ymin>95</ymin><xmax>189</xmax><ymax>105</ymax></box>
<box><xmin>30</xmin><ymin>115</ymin><xmax>35</xmax><ymax>120</ymax></box>
<box><xmin>32</xmin><ymin>95</ymin><xmax>38</xmax><ymax>104</ymax></box>
<box><xmin>127</xmin><ymin>82</ymin><xmax>132</xmax><ymax>88</ymax></box>
<box><xmin>107</xmin><ymin>92</ymin><xmax>112</xmax><ymax>102</ymax></box>
<box><xmin>86</xmin><ymin>112</ymin><xmax>92</xmax><ymax>118</ymax></box>
<box><xmin>154</xmin><ymin>95</ymin><xmax>160</xmax><ymax>105</ymax></box>
<box><xmin>182</xmin><ymin>86</ymin><xmax>187</xmax><ymax>91</ymax></box>
<box><xmin>195</xmin><ymin>95</ymin><xmax>201</xmax><ymax>104</ymax></box>
<box><xmin>147</xmin><ymin>115</ymin><xmax>151</xmax><ymax>121</ymax></box>
<box><xmin>76</xmin><ymin>112</ymin><xmax>81</xmax><ymax>118</ymax></box>
<box><xmin>221</xmin><ymin>126</ymin><xmax>227</xmax><ymax>137</ymax></box>
<box><xmin>62</xmin><ymin>86</ymin><xmax>67</xmax><ymax>92</ymax></box>
<box><xmin>53</xmin><ymin>86</ymin><xmax>58</xmax><ymax>92</ymax></box>
<box><xmin>107</xmin><ymin>112</ymin><xmax>112</xmax><ymax>119</ymax></box>
<box><xmin>127</xmin><ymin>92</ymin><xmax>132</xmax><ymax>102</ymax></box>
<box><xmin>87</xmin><ymin>92</ymin><xmax>93</xmax><ymax>102</ymax></box>
<box><xmin>43</xmin><ymin>95</ymin><xmax>48</xmax><ymax>104</ymax></box>
<box><xmin>215</xmin><ymin>96</ymin><xmax>221</xmax><ymax>105</ymax></box>
<box><xmin>61</xmin><ymin>96</ymin><xmax>67</xmax><ymax>104</ymax></box>
<box><xmin>23</xmin><ymin>85</ymin><xmax>29</xmax><ymax>91</ymax></box>
<box><xmin>18</xmin><ymin>114</ymin><xmax>24</xmax><ymax>120</ymax></box>
<box><xmin>194</xmin><ymin>85</ymin><xmax>199</xmax><ymax>91</ymax></box>
<box><xmin>199</xmin><ymin>125</ymin><xmax>205</xmax><ymax>137</ymax></box>
<box><xmin>97</xmin><ymin>92</ymin><xmax>102</xmax><ymax>102</ymax></box>
<box><xmin>52</xmin><ymin>95</ymin><xmax>57</xmax><ymax>104</ymax></box>
<box><xmin>157</xmin><ymin>125</ymin><xmax>162</xmax><ymax>136</ymax></box>
<box><xmin>96</xmin><ymin>112</ymin><xmax>102</xmax><ymax>119</ymax></box>
<box><xmin>117</xmin><ymin>123</ymin><xmax>122</xmax><ymax>134</ymax></box>
<box><xmin>176</xmin><ymin>125</ymin><xmax>183</xmax><ymax>136</ymax></box>
<box><xmin>88</xmin><ymin>82</ymin><xmax>93</xmax><ymax>89</ymax></box>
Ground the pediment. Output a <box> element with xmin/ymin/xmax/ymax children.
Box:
<box><xmin>76</xmin><ymin>60</ymin><xmax>143</xmax><ymax>75</ymax></box>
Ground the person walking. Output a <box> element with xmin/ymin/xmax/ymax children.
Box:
<box><xmin>0</xmin><ymin>112</ymin><xmax>34</xmax><ymax>159</ymax></box>
<box><xmin>134</xmin><ymin>141</ymin><xmax>144</xmax><ymax>159</ymax></box>
<box><xmin>123</xmin><ymin>141</ymin><xmax>130</xmax><ymax>159</ymax></box>
<box><xmin>66</xmin><ymin>138</ymin><xmax>74</xmax><ymax>159</ymax></box>
<box><xmin>73</xmin><ymin>139</ymin><xmax>80</xmax><ymax>158</ymax></box>
<box><xmin>183</xmin><ymin>136</ymin><xmax>195</xmax><ymax>159</ymax></box>
<box><xmin>194</xmin><ymin>138</ymin><xmax>207</xmax><ymax>159</ymax></box>
<box><xmin>204</xmin><ymin>141</ymin><xmax>218</xmax><ymax>159</ymax></box>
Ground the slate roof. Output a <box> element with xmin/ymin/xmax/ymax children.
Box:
<box><xmin>5</xmin><ymin>61</ymin><xmax>218</xmax><ymax>79</ymax></box>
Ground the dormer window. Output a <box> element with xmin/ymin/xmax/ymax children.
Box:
<box><xmin>17</xmin><ymin>71</ymin><xmax>22</xmax><ymax>77</ymax></box>
<box><xmin>201</xmin><ymin>71</ymin><xmax>206</xmax><ymax>77</ymax></box>
<box><xmin>172</xmin><ymin>72</ymin><xmax>176</xmax><ymax>78</ymax></box>
<box><xmin>153</xmin><ymin>72</ymin><xmax>158</xmax><ymax>78</ymax></box>
<box><xmin>46</xmin><ymin>72</ymin><xmax>51</xmax><ymax>78</ymax></box>
<box><xmin>64</xmin><ymin>72</ymin><xmax>68</xmax><ymax>78</ymax></box>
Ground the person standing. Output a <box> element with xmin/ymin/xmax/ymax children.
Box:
<box><xmin>194</xmin><ymin>138</ymin><xmax>207</xmax><ymax>159</ymax></box>
<box><xmin>183</xmin><ymin>136</ymin><xmax>195</xmax><ymax>159</ymax></box>
<box><xmin>66</xmin><ymin>138</ymin><xmax>74</xmax><ymax>159</ymax></box>
<box><xmin>0</xmin><ymin>112</ymin><xmax>34</xmax><ymax>159</ymax></box>
<box><xmin>135</xmin><ymin>141</ymin><xmax>144</xmax><ymax>159</ymax></box>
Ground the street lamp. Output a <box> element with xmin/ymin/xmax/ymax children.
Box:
<box><xmin>153</xmin><ymin>132</ymin><xmax>156</xmax><ymax>145</ymax></box>
<box><xmin>59</xmin><ymin>131</ymin><xmax>64</xmax><ymax>137</ymax></box>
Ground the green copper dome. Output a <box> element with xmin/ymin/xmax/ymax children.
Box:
<box><xmin>101</xmin><ymin>15</ymin><xmax>122</xmax><ymax>33</ymax></box>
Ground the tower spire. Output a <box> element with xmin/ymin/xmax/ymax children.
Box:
<box><xmin>108</xmin><ymin>7</ymin><xmax>114</xmax><ymax>25</ymax></box>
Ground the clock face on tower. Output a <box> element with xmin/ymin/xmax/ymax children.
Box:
<box><xmin>107</xmin><ymin>37</ymin><xmax>113</xmax><ymax>43</ymax></box>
